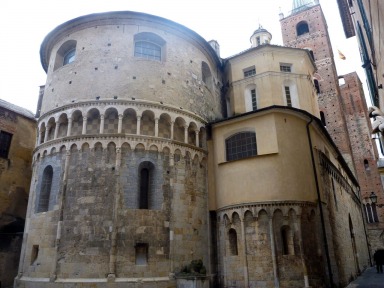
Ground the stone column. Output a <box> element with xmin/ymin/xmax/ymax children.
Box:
<box><xmin>184</xmin><ymin>125</ymin><xmax>188</xmax><ymax>143</ymax></box>
<box><xmin>109</xmin><ymin>147</ymin><xmax>122</xmax><ymax>279</ymax></box>
<box><xmin>67</xmin><ymin>117</ymin><xmax>73</xmax><ymax>136</ymax></box>
<box><xmin>296</xmin><ymin>213</ymin><xmax>309</xmax><ymax>287</ymax></box>
<box><xmin>170</xmin><ymin>121</ymin><xmax>174</xmax><ymax>140</ymax></box>
<box><xmin>37</xmin><ymin>128</ymin><xmax>42</xmax><ymax>145</ymax></box>
<box><xmin>220</xmin><ymin>217</ymin><xmax>228</xmax><ymax>286</ymax></box>
<box><xmin>54</xmin><ymin>122</ymin><xmax>60</xmax><ymax>139</ymax></box>
<box><xmin>240</xmin><ymin>216</ymin><xmax>249</xmax><ymax>287</ymax></box>
<box><xmin>269</xmin><ymin>216</ymin><xmax>280</xmax><ymax>288</ymax></box>
<box><xmin>170</xmin><ymin>153</ymin><xmax>174</xmax><ymax>167</ymax></box>
<box><xmin>82</xmin><ymin>116</ymin><xmax>87</xmax><ymax>135</ymax></box>
<box><xmin>44</xmin><ymin>125</ymin><xmax>50</xmax><ymax>142</ymax></box>
<box><xmin>51</xmin><ymin>150</ymin><xmax>71</xmax><ymax>281</ymax></box>
<box><xmin>155</xmin><ymin>118</ymin><xmax>159</xmax><ymax>137</ymax></box>
<box><xmin>99</xmin><ymin>114</ymin><xmax>105</xmax><ymax>134</ymax></box>
<box><xmin>137</xmin><ymin>116</ymin><xmax>141</xmax><ymax>135</ymax></box>
<box><xmin>118</xmin><ymin>114</ymin><xmax>123</xmax><ymax>134</ymax></box>
<box><xmin>195</xmin><ymin>130</ymin><xmax>199</xmax><ymax>147</ymax></box>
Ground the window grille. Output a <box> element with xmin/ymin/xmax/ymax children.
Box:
<box><xmin>244</xmin><ymin>67</ymin><xmax>256</xmax><ymax>78</ymax></box>
<box><xmin>225</xmin><ymin>132</ymin><xmax>257</xmax><ymax>161</ymax></box>
<box><xmin>251</xmin><ymin>89</ymin><xmax>257</xmax><ymax>111</ymax></box>
<box><xmin>285</xmin><ymin>86</ymin><xmax>292</xmax><ymax>107</ymax></box>
<box><xmin>134</xmin><ymin>41</ymin><xmax>161</xmax><ymax>61</ymax></box>
<box><xmin>280</xmin><ymin>64</ymin><xmax>292</xmax><ymax>72</ymax></box>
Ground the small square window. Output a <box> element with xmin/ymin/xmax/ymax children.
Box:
<box><xmin>243</xmin><ymin>66</ymin><xmax>256</xmax><ymax>78</ymax></box>
<box><xmin>280</xmin><ymin>64</ymin><xmax>292</xmax><ymax>73</ymax></box>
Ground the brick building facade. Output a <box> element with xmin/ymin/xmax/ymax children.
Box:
<box><xmin>281</xmin><ymin>0</ymin><xmax>384</xmax><ymax>252</ymax></box>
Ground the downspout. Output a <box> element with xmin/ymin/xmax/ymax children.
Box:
<box><xmin>306</xmin><ymin>118</ymin><xmax>334</xmax><ymax>287</ymax></box>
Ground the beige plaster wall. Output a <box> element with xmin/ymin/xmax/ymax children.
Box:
<box><xmin>225</xmin><ymin>46</ymin><xmax>318</xmax><ymax>117</ymax></box>
<box><xmin>211</xmin><ymin>111</ymin><xmax>320</xmax><ymax>210</ymax></box>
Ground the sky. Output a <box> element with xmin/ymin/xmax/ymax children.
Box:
<box><xmin>0</xmin><ymin>0</ymin><xmax>366</xmax><ymax>113</ymax></box>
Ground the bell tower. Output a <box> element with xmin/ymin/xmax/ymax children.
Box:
<box><xmin>280</xmin><ymin>0</ymin><xmax>354</xmax><ymax>170</ymax></box>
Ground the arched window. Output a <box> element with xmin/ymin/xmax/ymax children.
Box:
<box><xmin>139</xmin><ymin>168</ymin><xmax>150</xmax><ymax>209</ymax></box>
<box><xmin>309</xmin><ymin>50</ymin><xmax>315</xmax><ymax>61</ymax></box>
<box><xmin>320</xmin><ymin>111</ymin><xmax>326</xmax><ymax>126</ymax></box>
<box><xmin>281</xmin><ymin>225</ymin><xmax>294</xmax><ymax>255</ymax></box>
<box><xmin>372</xmin><ymin>204</ymin><xmax>379</xmax><ymax>222</ymax></box>
<box><xmin>364</xmin><ymin>159</ymin><xmax>370</xmax><ymax>171</ymax></box>
<box><xmin>297</xmin><ymin>21</ymin><xmax>309</xmax><ymax>36</ymax></box>
<box><xmin>282</xmin><ymin>227</ymin><xmax>289</xmax><ymax>255</ymax></box>
<box><xmin>225</xmin><ymin>131</ymin><xmax>257</xmax><ymax>161</ymax></box>
<box><xmin>364</xmin><ymin>203</ymin><xmax>379</xmax><ymax>223</ymax></box>
<box><xmin>37</xmin><ymin>166</ymin><xmax>53</xmax><ymax>212</ymax></box>
<box><xmin>134</xmin><ymin>32</ymin><xmax>165</xmax><ymax>61</ymax></box>
<box><xmin>365</xmin><ymin>204</ymin><xmax>374</xmax><ymax>223</ymax></box>
<box><xmin>314</xmin><ymin>79</ymin><xmax>320</xmax><ymax>93</ymax></box>
<box><xmin>202</xmin><ymin>61</ymin><xmax>213</xmax><ymax>90</ymax></box>
<box><xmin>63</xmin><ymin>48</ymin><xmax>76</xmax><ymax>65</ymax></box>
<box><xmin>228</xmin><ymin>228</ymin><xmax>238</xmax><ymax>255</ymax></box>
<box><xmin>138</xmin><ymin>161</ymin><xmax>155</xmax><ymax>209</ymax></box>
<box><xmin>53</xmin><ymin>40</ymin><xmax>77</xmax><ymax>70</ymax></box>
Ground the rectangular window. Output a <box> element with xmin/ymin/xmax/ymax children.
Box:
<box><xmin>256</xmin><ymin>36</ymin><xmax>261</xmax><ymax>45</ymax></box>
<box><xmin>135</xmin><ymin>243</ymin><xmax>148</xmax><ymax>265</ymax></box>
<box><xmin>280</xmin><ymin>64</ymin><xmax>292</xmax><ymax>72</ymax></box>
<box><xmin>285</xmin><ymin>86</ymin><xmax>292</xmax><ymax>107</ymax></box>
<box><xmin>0</xmin><ymin>131</ymin><xmax>12</xmax><ymax>158</ymax></box>
<box><xmin>243</xmin><ymin>66</ymin><xmax>256</xmax><ymax>78</ymax></box>
<box><xmin>251</xmin><ymin>89</ymin><xmax>257</xmax><ymax>111</ymax></box>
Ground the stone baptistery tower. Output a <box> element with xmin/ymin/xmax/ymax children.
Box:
<box><xmin>16</xmin><ymin>11</ymin><xmax>222</xmax><ymax>287</ymax></box>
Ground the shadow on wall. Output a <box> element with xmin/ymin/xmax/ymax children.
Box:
<box><xmin>0</xmin><ymin>187</ymin><xmax>28</xmax><ymax>288</ymax></box>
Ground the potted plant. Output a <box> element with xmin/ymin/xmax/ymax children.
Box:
<box><xmin>175</xmin><ymin>259</ymin><xmax>208</xmax><ymax>288</ymax></box>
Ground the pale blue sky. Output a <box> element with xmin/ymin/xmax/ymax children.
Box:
<box><xmin>0</xmin><ymin>0</ymin><xmax>364</xmax><ymax>112</ymax></box>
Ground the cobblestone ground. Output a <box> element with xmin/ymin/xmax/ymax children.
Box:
<box><xmin>346</xmin><ymin>266</ymin><xmax>384</xmax><ymax>287</ymax></box>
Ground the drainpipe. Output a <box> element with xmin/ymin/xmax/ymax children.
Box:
<box><xmin>306</xmin><ymin>118</ymin><xmax>334</xmax><ymax>287</ymax></box>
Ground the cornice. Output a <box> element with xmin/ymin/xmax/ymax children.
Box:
<box><xmin>38</xmin><ymin>99</ymin><xmax>207</xmax><ymax>124</ymax></box>
<box><xmin>34</xmin><ymin>133</ymin><xmax>207</xmax><ymax>155</ymax></box>
<box><xmin>217</xmin><ymin>200</ymin><xmax>317</xmax><ymax>214</ymax></box>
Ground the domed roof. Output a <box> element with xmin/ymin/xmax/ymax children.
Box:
<box><xmin>253</xmin><ymin>26</ymin><xmax>269</xmax><ymax>34</ymax></box>
<box><xmin>251</xmin><ymin>25</ymin><xmax>272</xmax><ymax>37</ymax></box>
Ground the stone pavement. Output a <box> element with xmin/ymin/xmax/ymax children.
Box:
<box><xmin>346</xmin><ymin>267</ymin><xmax>384</xmax><ymax>287</ymax></box>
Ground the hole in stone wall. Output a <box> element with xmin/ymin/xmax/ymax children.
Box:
<box><xmin>135</xmin><ymin>243</ymin><xmax>148</xmax><ymax>265</ymax></box>
<box><xmin>31</xmin><ymin>245</ymin><xmax>39</xmax><ymax>265</ymax></box>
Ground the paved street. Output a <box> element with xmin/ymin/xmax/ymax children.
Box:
<box><xmin>346</xmin><ymin>267</ymin><xmax>384</xmax><ymax>287</ymax></box>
